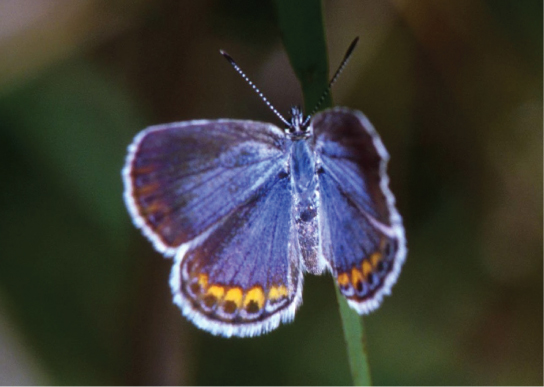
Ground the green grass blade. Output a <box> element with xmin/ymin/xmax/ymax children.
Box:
<box><xmin>274</xmin><ymin>0</ymin><xmax>372</xmax><ymax>385</ymax></box>
<box><xmin>335</xmin><ymin>287</ymin><xmax>373</xmax><ymax>386</ymax></box>
<box><xmin>275</xmin><ymin>0</ymin><xmax>331</xmax><ymax>112</ymax></box>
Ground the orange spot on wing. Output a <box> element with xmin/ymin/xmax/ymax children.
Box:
<box><xmin>268</xmin><ymin>285</ymin><xmax>288</xmax><ymax>301</ymax></box>
<box><xmin>133</xmin><ymin>165</ymin><xmax>156</xmax><ymax>175</ymax></box>
<box><xmin>362</xmin><ymin>260</ymin><xmax>373</xmax><ymax>277</ymax></box>
<box><xmin>351</xmin><ymin>267</ymin><xmax>364</xmax><ymax>288</ymax></box>
<box><xmin>244</xmin><ymin>286</ymin><xmax>265</xmax><ymax>309</ymax></box>
<box><xmin>143</xmin><ymin>200</ymin><xmax>164</xmax><ymax>214</ymax></box>
<box><xmin>206</xmin><ymin>285</ymin><xmax>225</xmax><ymax>300</ymax></box>
<box><xmin>224</xmin><ymin>287</ymin><xmax>244</xmax><ymax>308</ymax></box>
<box><xmin>134</xmin><ymin>182</ymin><xmax>160</xmax><ymax>196</ymax></box>
<box><xmin>198</xmin><ymin>274</ymin><xmax>209</xmax><ymax>289</ymax></box>
<box><xmin>370</xmin><ymin>252</ymin><xmax>382</xmax><ymax>268</ymax></box>
<box><xmin>337</xmin><ymin>273</ymin><xmax>350</xmax><ymax>287</ymax></box>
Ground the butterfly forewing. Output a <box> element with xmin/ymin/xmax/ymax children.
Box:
<box><xmin>123</xmin><ymin>120</ymin><xmax>288</xmax><ymax>255</ymax></box>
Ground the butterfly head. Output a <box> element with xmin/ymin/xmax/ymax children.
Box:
<box><xmin>285</xmin><ymin>106</ymin><xmax>311</xmax><ymax>140</ymax></box>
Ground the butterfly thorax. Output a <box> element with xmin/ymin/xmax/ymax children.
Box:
<box><xmin>290</xmin><ymin>140</ymin><xmax>315</xmax><ymax>196</ymax></box>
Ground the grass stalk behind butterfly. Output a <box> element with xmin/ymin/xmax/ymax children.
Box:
<box><xmin>274</xmin><ymin>1</ymin><xmax>373</xmax><ymax>385</ymax></box>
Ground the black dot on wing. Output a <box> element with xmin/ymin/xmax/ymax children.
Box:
<box><xmin>246</xmin><ymin>300</ymin><xmax>260</xmax><ymax>314</ymax></box>
<box><xmin>385</xmin><ymin>239</ymin><xmax>397</xmax><ymax>259</ymax></box>
<box><xmin>190</xmin><ymin>282</ymin><xmax>201</xmax><ymax>295</ymax></box>
<box><xmin>203</xmin><ymin>295</ymin><xmax>217</xmax><ymax>308</ymax></box>
<box><xmin>355</xmin><ymin>280</ymin><xmax>363</xmax><ymax>293</ymax></box>
<box><xmin>223</xmin><ymin>301</ymin><xmax>237</xmax><ymax>314</ymax></box>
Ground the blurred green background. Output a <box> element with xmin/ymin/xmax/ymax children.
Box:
<box><xmin>0</xmin><ymin>0</ymin><xmax>542</xmax><ymax>385</ymax></box>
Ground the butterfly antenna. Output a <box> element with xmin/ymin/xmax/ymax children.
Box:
<box><xmin>305</xmin><ymin>37</ymin><xmax>359</xmax><ymax>123</ymax></box>
<box><xmin>220</xmin><ymin>50</ymin><xmax>290</xmax><ymax>127</ymax></box>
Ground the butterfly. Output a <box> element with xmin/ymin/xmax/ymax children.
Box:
<box><xmin>122</xmin><ymin>38</ymin><xmax>406</xmax><ymax>337</ymax></box>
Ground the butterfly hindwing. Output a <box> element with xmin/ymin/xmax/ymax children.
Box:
<box><xmin>170</xmin><ymin>173</ymin><xmax>302</xmax><ymax>337</ymax></box>
<box><xmin>312</xmin><ymin>108</ymin><xmax>406</xmax><ymax>314</ymax></box>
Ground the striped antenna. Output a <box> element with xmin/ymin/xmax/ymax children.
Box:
<box><xmin>220</xmin><ymin>50</ymin><xmax>290</xmax><ymax>127</ymax></box>
<box><xmin>304</xmin><ymin>37</ymin><xmax>359</xmax><ymax>124</ymax></box>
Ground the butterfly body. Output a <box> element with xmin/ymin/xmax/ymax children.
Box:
<box><xmin>123</xmin><ymin>106</ymin><xmax>406</xmax><ymax>337</ymax></box>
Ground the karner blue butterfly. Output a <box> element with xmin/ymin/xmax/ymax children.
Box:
<box><xmin>122</xmin><ymin>37</ymin><xmax>406</xmax><ymax>337</ymax></box>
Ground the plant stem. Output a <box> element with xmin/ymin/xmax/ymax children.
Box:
<box><xmin>275</xmin><ymin>0</ymin><xmax>331</xmax><ymax>111</ymax></box>
<box><xmin>335</xmin><ymin>287</ymin><xmax>373</xmax><ymax>386</ymax></box>
<box><xmin>274</xmin><ymin>0</ymin><xmax>372</xmax><ymax>385</ymax></box>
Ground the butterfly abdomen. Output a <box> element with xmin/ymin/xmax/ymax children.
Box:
<box><xmin>289</xmin><ymin>139</ymin><xmax>327</xmax><ymax>275</ymax></box>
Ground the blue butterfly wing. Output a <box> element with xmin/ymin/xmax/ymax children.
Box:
<box><xmin>313</xmin><ymin>108</ymin><xmax>406</xmax><ymax>314</ymax></box>
<box><xmin>170</xmin><ymin>174</ymin><xmax>302</xmax><ymax>337</ymax></box>
<box><xmin>123</xmin><ymin>120</ymin><xmax>288</xmax><ymax>255</ymax></box>
<box><xmin>123</xmin><ymin>120</ymin><xmax>302</xmax><ymax>336</ymax></box>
